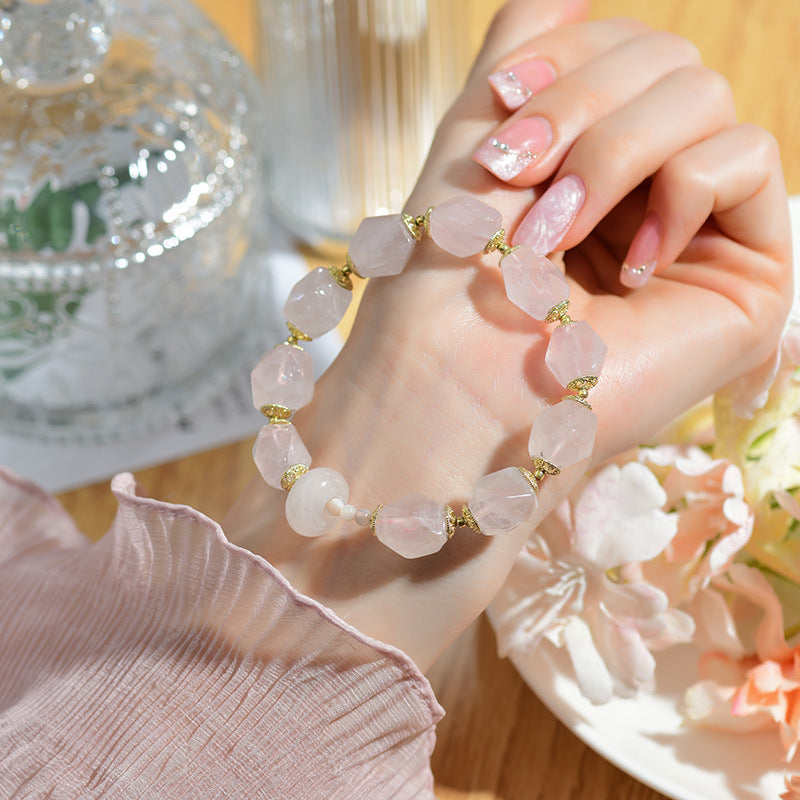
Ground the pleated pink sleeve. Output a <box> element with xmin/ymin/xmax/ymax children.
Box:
<box><xmin>0</xmin><ymin>467</ymin><xmax>443</xmax><ymax>799</ymax></box>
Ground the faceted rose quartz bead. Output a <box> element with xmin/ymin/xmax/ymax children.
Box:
<box><xmin>251</xmin><ymin>343</ymin><xmax>314</xmax><ymax>411</ymax></box>
<box><xmin>252</xmin><ymin>423</ymin><xmax>311</xmax><ymax>490</ymax></box>
<box><xmin>427</xmin><ymin>196</ymin><xmax>502</xmax><ymax>257</ymax></box>
<box><xmin>467</xmin><ymin>467</ymin><xmax>539</xmax><ymax>536</ymax></box>
<box><xmin>283</xmin><ymin>267</ymin><xmax>351</xmax><ymax>339</ymax></box>
<box><xmin>285</xmin><ymin>468</ymin><xmax>349</xmax><ymax>538</ymax></box>
<box><xmin>528</xmin><ymin>400</ymin><xmax>597</xmax><ymax>469</ymax></box>
<box><xmin>375</xmin><ymin>493</ymin><xmax>449</xmax><ymax>559</ymax></box>
<box><xmin>501</xmin><ymin>246</ymin><xmax>569</xmax><ymax>321</ymax></box>
<box><xmin>469</xmin><ymin>467</ymin><xmax>538</xmax><ymax>535</ymax></box>
<box><xmin>348</xmin><ymin>214</ymin><xmax>417</xmax><ymax>277</ymax></box>
<box><xmin>545</xmin><ymin>321</ymin><xmax>607</xmax><ymax>387</ymax></box>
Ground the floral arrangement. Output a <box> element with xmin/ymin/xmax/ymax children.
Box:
<box><xmin>488</xmin><ymin>325</ymin><xmax>800</xmax><ymax>799</ymax></box>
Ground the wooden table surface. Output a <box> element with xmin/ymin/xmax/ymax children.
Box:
<box><xmin>56</xmin><ymin>1</ymin><xmax>800</xmax><ymax>798</ymax></box>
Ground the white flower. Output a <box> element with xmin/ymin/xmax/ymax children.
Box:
<box><xmin>488</xmin><ymin>462</ymin><xmax>692</xmax><ymax>704</ymax></box>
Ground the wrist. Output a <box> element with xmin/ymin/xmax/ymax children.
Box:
<box><xmin>224</xmin><ymin>255</ymin><xmax>584</xmax><ymax>670</ymax></box>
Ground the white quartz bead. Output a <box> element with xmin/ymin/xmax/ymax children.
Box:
<box><xmin>285</xmin><ymin>468</ymin><xmax>349</xmax><ymax>537</ymax></box>
<box><xmin>469</xmin><ymin>467</ymin><xmax>538</xmax><ymax>535</ymax></box>
<box><xmin>501</xmin><ymin>246</ymin><xmax>570</xmax><ymax>321</ymax></box>
<box><xmin>348</xmin><ymin>214</ymin><xmax>417</xmax><ymax>277</ymax></box>
<box><xmin>374</xmin><ymin>493</ymin><xmax>449</xmax><ymax>558</ymax></box>
<box><xmin>283</xmin><ymin>267</ymin><xmax>351</xmax><ymax>339</ymax></box>
<box><xmin>252</xmin><ymin>423</ymin><xmax>312</xmax><ymax>489</ymax></box>
<box><xmin>427</xmin><ymin>196</ymin><xmax>502</xmax><ymax>257</ymax></box>
<box><xmin>528</xmin><ymin>399</ymin><xmax>597</xmax><ymax>469</ymax></box>
<box><xmin>251</xmin><ymin>343</ymin><xmax>314</xmax><ymax>411</ymax></box>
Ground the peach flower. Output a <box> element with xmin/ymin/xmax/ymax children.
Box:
<box><xmin>627</xmin><ymin>445</ymin><xmax>753</xmax><ymax>608</ymax></box>
<box><xmin>684</xmin><ymin>564</ymin><xmax>800</xmax><ymax>770</ymax></box>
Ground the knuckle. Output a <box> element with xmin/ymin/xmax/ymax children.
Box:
<box><xmin>737</xmin><ymin>123</ymin><xmax>781</xmax><ymax>163</ymax></box>
<box><xmin>575</xmin><ymin>120</ymin><xmax>636</xmax><ymax>172</ymax></box>
<box><xmin>553</xmin><ymin>72</ymin><xmax>606</xmax><ymax>121</ymax></box>
<box><xmin>677</xmin><ymin>65</ymin><xmax>736</xmax><ymax>114</ymax></box>
<box><xmin>604</xmin><ymin>16</ymin><xmax>652</xmax><ymax>37</ymax></box>
<box><xmin>639</xmin><ymin>30</ymin><xmax>702</xmax><ymax>66</ymax></box>
<box><xmin>656</xmin><ymin>153</ymin><xmax>699</xmax><ymax>190</ymax></box>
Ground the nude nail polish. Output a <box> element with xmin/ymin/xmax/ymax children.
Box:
<box><xmin>473</xmin><ymin>117</ymin><xmax>552</xmax><ymax>182</ymax></box>
<box><xmin>620</xmin><ymin>212</ymin><xmax>663</xmax><ymax>288</ymax></box>
<box><xmin>512</xmin><ymin>174</ymin><xmax>586</xmax><ymax>254</ymax></box>
<box><xmin>488</xmin><ymin>58</ymin><xmax>557</xmax><ymax>110</ymax></box>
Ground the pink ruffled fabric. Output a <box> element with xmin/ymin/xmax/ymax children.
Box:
<box><xmin>0</xmin><ymin>468</ymin><xmax>443</xmax><ymax>799</ymax></box>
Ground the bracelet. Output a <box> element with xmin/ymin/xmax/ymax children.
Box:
<box><xmin>250</xmin><ymin>195</ymin><xmax>606</xmax><ymax>558</ymax></box>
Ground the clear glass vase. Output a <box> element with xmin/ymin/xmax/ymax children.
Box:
<box><xmin>257</xmin><ymin>0</ymin><xmax>479</xmax><ymax>249</ymax></box>
<box><xmin>0</xmin><ymin>0</ymin><xmax>266</xmax><ymax>440</ymax></box>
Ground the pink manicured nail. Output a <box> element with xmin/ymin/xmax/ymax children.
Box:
<box><xmin>488</xmin><ymin>58</ymin><xmax>557</xmax><ymax>110</ymax></box>
<box><xmin>512</xmin><ymin>174</ymin><xmax>586</xmax><ymax>254</ymax></box>
<box><xmin>473</xmin><ymin>117</ymin><xmax>552</xmax><ymax>182</ymax></box>
<box><xmin>620</xmin><ymin>212</ymin><xmax>663</xmax><ymax>288</ymax></box>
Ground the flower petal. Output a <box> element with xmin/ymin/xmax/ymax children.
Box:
<box><xmin>643</xmin><ymin>608</ymin><xmax>695</xmax><ymax>650</ymax></box>
<box><xmin>562</xmin><ymin>616</ymin><xmax>614</xmax><ymax>705</ymax></box>
<box><xmin>487</xmin><ymin>537</ymin><xmax>585</xmax><ymax>658</ymax></box>
<box><xmin>690</xmin><ymin>587</ymin><xmax>746</xmax><ymax>658</ymax></box>
<box><xmin>712</xmin><ymin>564</ymin><xmax>793</xmax><ymax>662</ymax></box>
<box><xmin>775</xmin><ymin>490</ymin><xmax>800</xmax><ymax>521</ymax></box>
<box><xmin>683</xmin><ymin>679</ymin><xmax>774</xmax><ymax>732</ymax></box>
<box><xmin>601</xmin><ymin>579</ymin><xmax>667</xmax><ymax>621</ymax></box>
<box><xmin>573</xmin><ymin>462</ymin><xmax>676</xmax><ymax>569</ymax></box>
<box><xmin>594</xmin><ymin>615</ymin><xmax>656</xmax><ymax>696</ymax></box>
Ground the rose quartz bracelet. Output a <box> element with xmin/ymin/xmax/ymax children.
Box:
<box><xmin>250</xmin><ymin>196</ymin><xmax>606</xmax><ymax>558</ymax></box>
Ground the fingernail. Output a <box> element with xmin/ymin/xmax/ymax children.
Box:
<box><xmin>620</xmin><ymin>212</ymin><xmax>663</xmax><ymax>288</ymax></box>
<box><xmin>488</xmin><ymin>58</ymin><xmax>556</xmax><ymax>110</ymax></box>
<box><xmin>473</xmin><ymin>117</ymin><xmax>553</xmax><ymax>182</ymax></box>
<box><xmin>512</xmin><ymin>174</ymin><xmax>586</xmax><ymax>254</ymax></box>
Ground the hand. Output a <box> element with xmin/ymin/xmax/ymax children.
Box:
<box><xmin>224</xmin><ymin>0</ymin><xmax>793</xmax><ymax>672</ymax></box>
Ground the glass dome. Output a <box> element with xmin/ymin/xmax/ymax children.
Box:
<box><xmin>0</xmin><ymin>0</ymin><xmax>265</xmax><ymax>439</ymax></box>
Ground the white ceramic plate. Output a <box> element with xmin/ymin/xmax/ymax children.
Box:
<box><xmin>515</xmin><ymin>642</ymin><xmax>787</xmax><ymax>800</ymax></box>
<box><xmin>511</xmin><ymin>196</ymin><xmax>800</xmax><ymax>800</ymax></box>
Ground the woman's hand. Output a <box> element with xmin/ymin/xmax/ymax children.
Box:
<box><xmin>224</xmin><ymin>0</ymin><xmax>793</xmax><ymax>671</ymax></box>
<box><xmin>403</xmin><ymin>0</ymin><xmax>792</xmax><ymax>462</ymax></box>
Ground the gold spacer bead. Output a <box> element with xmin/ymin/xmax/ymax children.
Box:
<box><xmin>402</xmin><ymin>212</ymin><xmax>424</xmax><ymax>241</ymax></box>
<box><xmin>369</xmin><ymin>504</ymin><xmax>384</xmax><ymax>536</ymax></box>
<box><xmin>531</xmin><ymin>456</ymin><xmax>560</xmax><ymax>477</ymax></box>
<box><xmin>567</xmin><ymin>376</ymin><xmax>598</xmax><ymax>392</ymax></box>
<box><xmin>459</xmin><ymin>504</ymin><xmax>482</xmax><ymax>533</ymax></box>
<box><xmin>328</xmin><ymin>264</ymin><xmax>354</xmax><ymax>291</ymax></box>
<box><xmin>280</xmin><ymin>464</ymin><xmax>309</xmax><ymax>491</ymax></box>
<box><xmin>563</xmin><ymin>393</ymin><xmax>592</xmax><ymax>410</ymax></box>
<box><xmin>286</xmin><ymin>321</ymin><xmax>312</xmax><ymax>346</ymax></box>
<box><xmin>421</xmin><ymin>207</ymin><xmax>433</xmax><ymax>238</ymax></box>
<box><xmin>445</xmin><ymin>505</ymin><xmax>458</xmax><ymax>539</ymax></box>
<box><xmin>544</xmin><ymin>300</ymin><xmax>571</xmax><ymax>325</ymax></box>
<box><xmin>497</xmin><ymin>243</ymin><xmax>520</xmax><ymax>258</ymax></box>
<box><xmin>484</xmin><ymin>228</ymin><xmax>520</xmax><ymax>259</ymax></box>
<box><xmin>517</xmin><ymin>466</ymin><xmax>539</xmax><ymax>492</ymax></box>
<box><xmin>343</xmin><ymin>254</ymin><xmax>364</xmax><ymax>279</ymax></box>
<box><xmin>260</xmin><ymin>404</ymin><xmax>292</xmax><ymax>424</ymax></box>
<box><xmin>484</xmin><ymin>228</ymin><xmax>505</xmax><ymax>254</ymax></box>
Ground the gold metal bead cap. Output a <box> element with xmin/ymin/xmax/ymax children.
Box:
<box><xmin>280</xmin><ymin>464</ymin><xmax>309</xmax><ymax>491</ymax></box>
